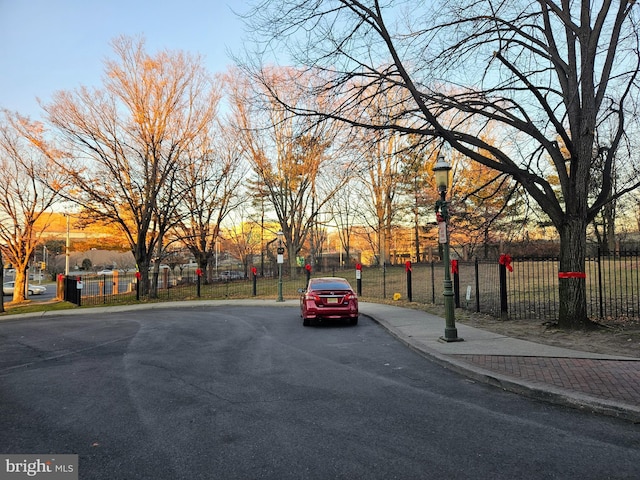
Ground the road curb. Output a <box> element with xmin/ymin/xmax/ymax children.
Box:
<box><xmin>363</xmin><ymin>312</ymin><xmax>640</xmax><ymax>424</ymax></box>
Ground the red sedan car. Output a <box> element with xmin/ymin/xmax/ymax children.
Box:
<box><xmin>300</xmin><ymin>277</ymin><xmax>359</xmax><ymax>326</ymax></box>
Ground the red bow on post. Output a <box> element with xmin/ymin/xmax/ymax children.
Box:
<box><xmin>451</xmin><ymin>259</ymin><xmax>458</xmax><ymax>274</ymax></box>
<box><xmin>195</xmin><ymin>268</ymin><xmax>203</xmax><ymax>277</ymax></box>
<box><xmin>499</xmin><ymin>254</ymin><xmax>513</xmax><ymax>272</ymax></box>
<box><xmin>436</xmin><ymin>212</ymin><xmax>445</xmax><ymax>223</ymax></box>
<box><xmin>405</xmin><ymin>261</ymin><xmax>412</xmax><ymax>272</ymax></box>
<box><xmin>305</xmin><ymin>264</ymin><xmax>312</xmax><ymax>272</ymax></box>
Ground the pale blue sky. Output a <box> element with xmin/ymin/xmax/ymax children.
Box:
<box><xmin>0</xmin><ymin>0</ymin><xmax>255</xmax><ymax>120</ymax></box>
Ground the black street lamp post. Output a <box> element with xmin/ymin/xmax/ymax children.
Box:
<box><xmin>434</xmin><ymin>154</ymin><xmax>463</xmax><ymax>343</ymax></box>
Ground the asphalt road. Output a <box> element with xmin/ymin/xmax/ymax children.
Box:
<box><xmin>0</xmin><ymin>305</ymin><xmax>638</xmax><ymax>479</ymax></box>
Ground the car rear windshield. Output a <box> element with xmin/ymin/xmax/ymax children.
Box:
<box><xmin>310</xmin><ymin>280</ymin><xmax>351</xmax><ymax>291</ymax></box>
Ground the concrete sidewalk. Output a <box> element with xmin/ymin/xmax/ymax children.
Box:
<box><xmin>359</xmin><ymin>302</ymin><xmax>640</xmax><ymax>423</ymax></box>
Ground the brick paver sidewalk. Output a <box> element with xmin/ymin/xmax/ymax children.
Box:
<box><xmin>457</xmin><ymin>355</ymin><xmax>640</xmax><ymax>407</ymax></box>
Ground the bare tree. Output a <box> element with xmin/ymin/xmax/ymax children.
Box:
<box><xmin>172</xmin><ymin>122</ymin><xmax>245</xmax><ymax>282</ymax></box>
<box><xmin>244</xmin><ymin>0</ymin><xmax>640</xmax><ymax>329</ymax></box>
<box><xmin>327</xmin><ymin>181</ymin><xmax>358</xmax><ymax>267</ymax></box>
<box><xmin>41</xmin><ymin>36</ymin><xmax>220</xmax><ymax>296</ymax></box>
<box><xmin>0</xmin><ymin>111</ymin><xmax>64</xmax><ymax>302</ymax></box>
<box><xmin>396</xmin><ymin>139</ymin><xmax>437</xmax><ymax>263</ymax></box>
<box><xmin>226</xmin><ymin>66</ymin><xmax>351</xmax><ymax>276</ymax></box>
<box><xmin>223</xmin><ymin>206</ymin><xmax>264</xmax><ymax>277</ymax></box>
<box><xmin>357</xmin><ymin>131</ymin><xmax>404</xmax><ymax>266</ymax></box>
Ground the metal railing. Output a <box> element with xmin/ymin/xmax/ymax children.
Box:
<box><xmin>59</xmin><ymin>249</ymin><xmax>640</xmax><ymax>322</ymax></box>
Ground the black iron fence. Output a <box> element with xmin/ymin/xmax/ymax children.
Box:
<box><xmin>59</xmin><ymin>249</ymin><xmax>640</xmax><ymax>322</ymax></box>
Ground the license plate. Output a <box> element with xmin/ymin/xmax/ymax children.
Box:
<box><xmin>327</xmin><ymin>297</ymin><xmax>339</xmax><ymax>304</ymax></box>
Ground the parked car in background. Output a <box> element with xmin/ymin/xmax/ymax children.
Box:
<box><xmin>219</xmin><ymin>271</ymin><xmax>244</xmax><ymax>281</ymax></box>
<box><xmin>2</xmin><ymin>281</ymin><xmax>47</xmax><ymax>296</ymax></box>
<box><xmin>299</xmin><ymin>277</ymin><xmax>359</xmax><ymax>326</ymax></box>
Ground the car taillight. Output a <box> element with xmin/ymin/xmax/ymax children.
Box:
<box><xmin>305</xmin><ymin>293</ymin><xmax>321</xmax><ymax>302</ymax></box>
<box><xmin>343</xmin><ymin>293</ymin><xmax>356</xmax><ymax>301</ymax></box>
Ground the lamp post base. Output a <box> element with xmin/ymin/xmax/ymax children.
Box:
<box><xmin>439</xmin><ymin>334</ymin><xmax>464</xmax><ymax>343</ymax></box>
<box><xmin>439</xmin><ymin>327</ymin><xmax>464</xmax><ymax>343</ymax></box>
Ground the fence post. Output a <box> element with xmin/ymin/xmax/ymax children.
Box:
<box><xmin>57</xmin><ymin>273</ymin><xmax>64</xmax><ymax>300</ymax></box>
<box><xmin>76</xmin><ymin>276</ymin><xmax>82</xmax><ymax>307</ymax></box>
<box><xmin>452</xmin><ymin>260</ymin><xmax>460</xmax><ymax>308</ymax></box>
<box><xmin>405</xmin><ymin>261</ymin><xmax>412</xmax><ymax>302</ymax></box>
<box><xmin>474</xmin><ymin>258</ymin><xmax>480</xmax><ymax>312</ymax></box>
<box><xmin>356</xmin><ymin>263</ymin><xmax>362</xmax><ymax>296</ymax></box>
<box><xmin>196</xmin><ymin>268</ymin><xmax>203</xmax><ymax>298</ymax></box>
<box><xmin>252</xmin><ymin>266</ymin><xmax>258</xmax><ymax>296</ymax></box>
<box><xmin>135</xmin><ymin>272</ymin><xmax>141</xmax><ymax>301</ymax></box>
<box><xmin>100</xmin><ymin>277</ymin><xmax>106</xmax><ymax>304</ymax></box>
<box><xmin>597</xmin><ymin>247</ymin><xmax>604</xmax><ymax>320</ymax></box>
<box><xmin>498</xmin><ymin>254</ymin><xmax>513</xmax><ymax>320</ymax></box>
<box><xmin>499</xmin><ymin>262</ymin><xmax>507</xmax><ymax>319</ymax></box>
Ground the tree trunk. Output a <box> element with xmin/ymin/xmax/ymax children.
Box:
<box><xmin>135</xmin><ymin>253</ymin><xmax>151</xmax><ymax>298</ymax></box>
<box><xmin>557</xmin><ymin>217</ymin><xmax>594</xmax><ymax>329</ymax></box>
<box><xmin>12</xmin><ymin>269</ymin><xmax>28</xmax><ymax>303</ymax></box>
<box><xmin>150</xmin><ymin>266</ymin><xmax>160</xmax><ymax>299</ymax></box>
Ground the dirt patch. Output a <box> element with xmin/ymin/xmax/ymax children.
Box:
<box><xmin>463</xmin><ymin>314</ymin><xmax>640</xmax><ymax>358</ymax></box>
<box><xmin>400</xmin><ymin>301</ymin><xmax>640</xmax><ymax>358</ymax></box>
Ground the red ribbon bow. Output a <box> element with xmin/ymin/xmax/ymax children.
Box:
<box><xmin>436</xmin><ymin>212</ymin><xmax>445</xmax><ymax>223</ymax></box>
<box><xmin>195</xmin><ymin>268</ymin><xmax>203</xmax><ymax>277</ymax></box>
<box><xmin>451</xmin><ymin>259</ymin><xmax>458</xmax><ymax>274</ymax></box>
<box><xmin>499</xmin><ymin>254</ymin><xmax>513</xmax><ymax>272</ymax></box>
<box><xmin>558</xmin><ymin>271</ymin><xmax>586</xmax><ymax>279</ymax></box>
<box><xmin>405</xmin><ymin>261</ymin><xmax>412</xmax><ymax>272</ymax></box>
<box><xmin>305</xmin><ymin>264</ymin><xmax>312</xmax><ymax>272</ymax></box>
